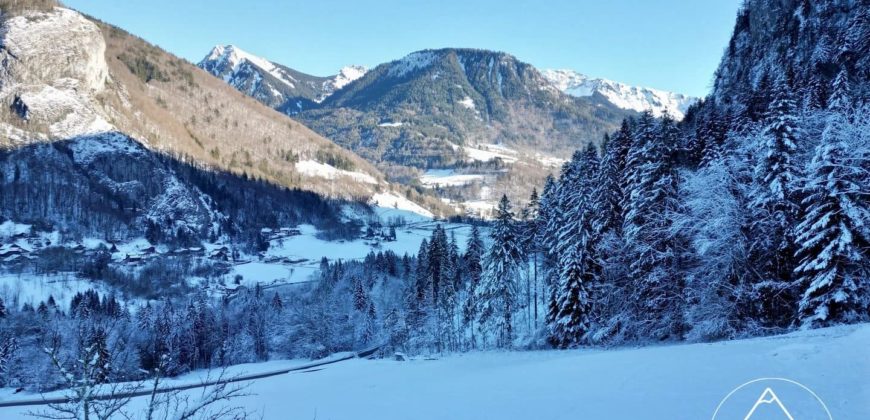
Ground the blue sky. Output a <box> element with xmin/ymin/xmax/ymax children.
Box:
<box><xmin>65</xmin><ymin>0</ymin><xmax>743</xmax><ymax>97</ymax></box>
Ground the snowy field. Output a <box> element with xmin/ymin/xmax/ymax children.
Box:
<box><xmin>0</xmin><ymin>273</ymin><xmax>101</xmax><ymax>309</ymax></box>
<box><xmin>419</xmin><ymin>169</ymin><xmax>485</xmax><ymax>188</ymax></box>
<box><xmin>2</xmin><ymin>323</ymin><xmax>865</xmax><ymax>419</ymax></box>
<box><xmin>231</xmin><ymin>206</ymin><xmax>476</xmax><ymax>286</ymax></box>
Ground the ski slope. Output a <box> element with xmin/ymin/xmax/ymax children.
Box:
<box><xmin>1</xmin><ymin>323</ymin><xmax>866</xmax><ymax>419</ymax></box>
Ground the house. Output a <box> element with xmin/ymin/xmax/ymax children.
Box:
<box><xmin>0</xmin><ymin>244</ymin><xmax>28</xmax><ymax>259</ymax></box>
<box><xmin>210</xmin><ymin>248</ymin><xmax>230</xmax><ymax>261</ymax></box>
<box><xmin>123</xmin><ymin>254</ymin><xmax>144</xmax><ymax>264</ymax></box>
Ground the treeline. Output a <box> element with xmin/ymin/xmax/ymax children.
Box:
<box><xmin>0</xmin><ymin>135</ymin><xmax>361</xmax><ymax>251</ymax></box>
<box><xmin>0</xmin><ymin>286</ymin><xmax>283</xmax><ymax>391</ymax></box>
<box><xmin>535</xmin><ymin>73</ymin><xmax>868</xmax><ymax>346</ymax></box>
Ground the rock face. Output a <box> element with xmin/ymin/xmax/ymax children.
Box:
<box><xmin>0</xmin><ymin>7</ymin><xmax>110</xmax><ymax>139</ymax></box>
<box><xmin>710</xmin><ymin>0</ymin><xmax>869</xmax><ymax>116</ymax></box>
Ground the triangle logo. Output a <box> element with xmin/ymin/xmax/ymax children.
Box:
<box><xmin>744</xmin><ymin>387</ymin><xmax>795</xmax><ymax>420</ymax></box>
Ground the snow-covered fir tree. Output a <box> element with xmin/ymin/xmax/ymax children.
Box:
<box><xmin>551</xmin><ymin>145</ymin><xmax>599</xmax><ymax>347</ymax></box>
<box><xmin>475</xmin><ymin>195</ymin><xmax>524</xmax><ymax>348</ymax></box>
<box><xmin>622</xmin><ymin>112</ymin><xmax>684</xmax><ymax>340</ymax></box>
<box><xmin>794</xmin><ymin>107</ymin><xmax>870</xmax><ymax>328</ymax></box>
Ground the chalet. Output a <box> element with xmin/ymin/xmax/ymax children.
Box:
<box><xmin>123</xmin><ymin>254</ymin><xmax>144</xmax><ymax>264</ymax></box>
<box><xmin>210</xmin><ymin>248</ymin><xmax>230</xmax><ymax>261</ymax></box>
<box><xmin>0</xmin><ymin>244</ymin><xmax>28</xmax><ymax>258</ymax></box>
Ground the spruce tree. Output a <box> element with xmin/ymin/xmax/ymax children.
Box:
<box><xmin>746</xmin><ymin>78</ymin><xmax>803</xmax><ymax>327</ymax></box>
<box><xmin>551</xmin><ymin>145</ymin><xmax>599</xmax><ymax>347</ymax></box>
<box><xmin>538</xmin><ymin>175</ymin><xmax>562</xmax><ymax>330</ymax></box>
<box><xmin>593</xmin><ymin>122</ymin><xmax>631</xmax><ymax>237</ymax></box>
<box><xmin>622</xmin><ymin>112</ymin><xmax>684</xmax><ymax>340</ymax></box>
<box><xmin>462</xmin><ymin>225</ymin><xmax>484</xmax><ymax>348</ymax></box>
<box><xmin>475</xmin><ymin>195</ymin><xmax>523</xmax><ymax>348</ymax></box>
<box><xmin>794</xmin><ymin>112</ymin><xmax>870</xmax><ymax>328</ymax></box>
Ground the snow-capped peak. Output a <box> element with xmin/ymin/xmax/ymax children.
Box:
<box><xmin>203</xmin><ymin>44</ymin><xmax>296</xmax><ymax>88</ymax></box>
<box><xmin>542</xmin><ymin>69</ymin><xmax>699</xmax><ymax>120</ymax></box>
<box><xmin>329</xmin><ymin>65</ymin><xmax>367</xmax><ymax>91</ymax></box>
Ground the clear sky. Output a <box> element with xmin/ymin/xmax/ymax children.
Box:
<box><xmin>64</xmin><ymin>0</ymin><xmax>744</xmax><ymax>97</ymax></box>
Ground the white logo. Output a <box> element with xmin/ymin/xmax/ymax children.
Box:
<box><xmin>743</xmin><ymin>388</ymin><xmax>793</xmax><ymax>420</ymax></box>
<box><xmin>712</xmin><ymin>378</ymin><xmax>833</xmax><ymax>420</ymax></box>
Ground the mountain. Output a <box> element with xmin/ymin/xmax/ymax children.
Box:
<box><xmin>300</xmin><ymin>49</ymin><xmax>629</xmax><ymax>169</ymax></box>
<box><xmin>198</xmin><ymin>45</ymin><xmax>367</xmax><ymax>113</ymax></box>
<box><xmin>541</xmin><ymin>69</ymin><xmax>698</xmax><ymax>120</ymax></box>
<box><xmin>200</xmin><ymin>46</ymin><xmax>632</xmax><ymax>214</ymax></box>
<box><xmin>0</xmin><ymin>5</ymin><xmax>452</xmax><ymax>245</ymax></box>
<box><xmin>707</xmin><ymin>0</ymin><xmax>868</xmax><ymax>120</ymax></box>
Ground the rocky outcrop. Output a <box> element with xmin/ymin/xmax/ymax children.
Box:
<box><xmin>0</xmin><ymin>7</ymin><xmax>110</xmax><ymax>140</ymax></box>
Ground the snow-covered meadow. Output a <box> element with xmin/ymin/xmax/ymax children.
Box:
<box><xmin>1</xmin><ymin>323</ymin><xmax>865</xmax><ymax>419</ymax></box>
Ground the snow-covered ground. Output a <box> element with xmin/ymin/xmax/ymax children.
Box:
<box><xmin>295</xmin><ymin>159</ymin><xmax>379</xmax><ymax>185</ymax></box>
<box><xmin>420</xmin><ymin>169</ymin><xmax>485</xmax><ymax>188</ymax></box>
<box><xmin>0</xmin><ymin>273</ymin><xmax>101</xmax><ymax>309</ymax></box>
<box><xmin>460</xmin><ymin>143</ymin><xmax>519</xmax><ymax>164</ymax></box>
<box><xmin>226</xmin><ymin>206</ymin><xmax>474</xmax><ymax>287</ymax></box>
<box><xmin>1</xmin><ymin>323</ymin><xmax>865</xmax><ymax>419</ymax></box>
<box><xmin>370</xmin><ymin>192</ymin><xmax>434</xmax><ymax>218</ymax></box>
<box><xmin>0</xmin><ymin>204</ymin><xmax>468</xmax><ymax>302</ymax></box>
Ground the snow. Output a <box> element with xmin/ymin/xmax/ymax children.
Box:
<box><xmin>461</xmin><ymin>143</ymin><xmax>519</xmax><ymax>164</ymax></box>
<box><xmin>295</xmin><ymin>160</ymin><xmax>379</xmax><ymax>185</ymax></box>
<box><xmin>0</xmin><ymin>273</ymin><xmax>108</xmax><ymax>309</ymax></box>
<box><xmin>420</xmin><ymin>169</ymin><xmax>484</xmax><ymax>187</ymax></box>
<box><xmin>458</xmin><ymin>96</ymin><xmax>476</xmax><ymax>110</ymax></box>
<box><xmin>15</xmin><ymin>83</ymin><xmax>114</xmax><ymax>138</ymax></box>
<box><xmin>3</xmin><ymin>323</ymin><xmax>865</xmax><ymax>419</ymax></box>
<box><xmin>252</xmin><ymin>209</ymin><xmax>474</xmax><ymax>284</ymax></box>
<box><xmin>1</xmin><ymin>8</ymin><xmax>108</xmax><ymax>94</ymax></box>
<box><xmin>0</xmin><ymin>221</ymin><xmax>30</xmax><ymax>239</ymax></box>
<box><xmin>206</xmin><ymin>45</ymin><xmax>297</xmax><ymax>89</ymax></box>
<box><xmin>377</xmin><ymin>121</ymin><xmax>404</xmax><ymax>127</ymax></box>
<box><xmin>330</xmin><ymin>65</ymin><xmax>367</xmax><ymax>90</ymax></box>
<box><xmin>388</xmin><ymin>51</ymin><xmax>437</xmax><ymax>78</ymax></box>
<box><xmin>228</xmin><ymin>262</ymin><xmax>298</xmax><ymax>285</ymax></box>
<box><xmin>542</xmin><ymin>69</ymin><xmax>699</xmax><ymax>120</ymax></box>
<box><xmin>370</xmin><ymin>192</ymin><xmax>434</xmax><ymax>218</ymax></box>
<box><xmin>463</xmin><ymin>200</ymin><xmax>497</xmax><ymax>218</ymax></box>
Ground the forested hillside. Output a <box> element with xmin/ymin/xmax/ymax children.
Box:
<box><xmin>286</xmin><ymin>0</ymin><xmax>870</xmax><ymax>353</ymax></box>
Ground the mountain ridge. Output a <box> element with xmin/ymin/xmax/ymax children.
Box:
<box><xmin>541</xmin><ymin>69</ymin><xmax>698</xmax><ymax>120</ymax></box>
<box><xmin>199</xmin><ymin>44</ymin><xmax>367</xmax><ymax>113</ymax></box>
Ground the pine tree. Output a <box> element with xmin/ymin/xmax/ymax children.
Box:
<box><xmin>362</xmin><ymin>302</ymin><xmax>377</xmax><ymax>345</ymax></box>
<box><xmin>794</xmin><ymin>111</ymin><xmax>870</xmax><ymax>328</ymax></box>
<box><xmin>523</xmin><ymin>188</ymin><xmax>544</xmax><ymax>328</ymax></box>
<box><xmin>746</xmin><ymin>78</ymin><xmax>803</xmax><ymax>327</ymax></box>
<box><xmin>353</xmin><ymin>277</ymin><xmax>369</xmax><ymax>312</ymax></box>
<box><xmin>462</xmin><ymin>224</ymin><xmax>484</xmax><ymax>348</ymax></box>
<box><xmin>271</xmin><ymin>292</ymin><xmax>283</xmax><ymax>311</ymax></box>
<box><xmin>539</xmin><ymin>175</ymin><xmax>562</xmax><ymax>329</ymax></box>
<box><xmin>593</xmin><ymin>122</ymin><xmax>631</xmax><ymax>237</ymax></box>
<box><xmin>622</xmin><ymin>111</ymin><xmax>684</xmax><ymax>340</ymax></box>
<box><xmin>476</xmin><ymin>195</ymin><xmax>523</xmax><ymax>348</ymax></box>
<box><xmin>551</xmin><ymin>145</ymin><xmax>599</xmax><ymax>347</ymax></box>
<box><xmin>828</xmin><ymin>68</ymin><xmax>851</xmax><ymax>114</ymax></box>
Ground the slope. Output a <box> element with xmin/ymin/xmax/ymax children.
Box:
<box><xmin>2</xmin><ymin>322</ymin><xmax>866</xmax><ymax>419</ymax></box>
